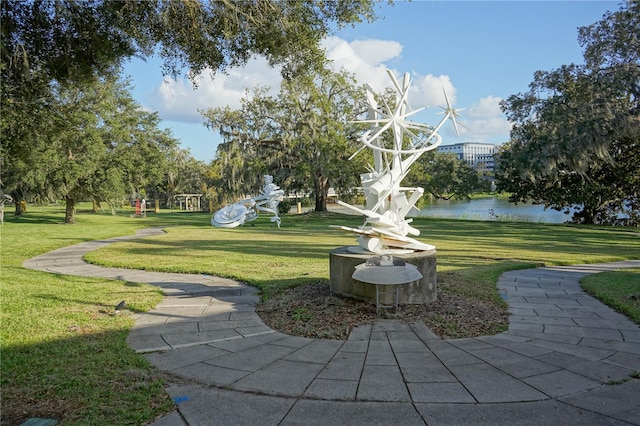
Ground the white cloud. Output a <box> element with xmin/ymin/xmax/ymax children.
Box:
<box><xmin>322</xmin><ymin>37</ymin><xmax>455</xmax><ymax>111</ymax></box>
<box><xmin>460</xmin><ymin>96</ymin><xmax>512</xmax><ymax>141</ymax></box>
<box><xmin>409</xmin><ymin>73</ymin><xmax>456</xmax><ymax>107</ymax></box>
<box><xmin>322</xmin><ymin>37</ymin><xmax>394</xmax><ymax>91</ymax></box>
<box><xmin>350</xmin><ymin>39</ymin><xmax>403</xmax><ymax>65</ymax></box>
<box><xmin>143</xmin><ymin>36</ymin><xmax>510</xmax><ymax>144</ymax></box>
<box><xmin>148</xmin><ymin>56</ymin><xmax>282</xmax><ymax>123</ymax></box>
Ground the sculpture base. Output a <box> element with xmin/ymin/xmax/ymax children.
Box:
<box><xmin>329</xmin><ymin>246</ymin><xmax>437</xmax><ymax>306</ymax></box>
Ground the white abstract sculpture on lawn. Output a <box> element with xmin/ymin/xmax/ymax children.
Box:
<box><xmin>212</xmin><ymin>175</ymin><xmax>285</xmax><ymax>228</ymax></box>
<box><xmin>332</xmin><ymin>69</ymin><xmax>462</xmax><ymax>254</ymax></box>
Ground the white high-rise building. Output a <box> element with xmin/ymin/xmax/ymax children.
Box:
<box><xmin>437</xmin><ymin>142</ymin><xmax>496</xmax><ymax>172</ymax></box>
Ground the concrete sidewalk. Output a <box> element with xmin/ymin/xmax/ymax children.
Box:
<box><xmin>23</xmin><ymin>229</ymin><xmax>640</xmax><ymax>425</ymax></box>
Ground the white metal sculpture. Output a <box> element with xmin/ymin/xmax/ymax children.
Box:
<box><xmin>332</xmin><ymin>69</ymin><xmax>462</xmax><ymax>254</ymax></box>
<box><xmin>211</xmin><ymin>175</ymin><xmax>285</xmax><ymax>228</ymax></box>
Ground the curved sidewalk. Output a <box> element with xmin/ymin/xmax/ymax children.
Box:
<box><xmin>23</xmin><ymin>229</ymin><xmax>640</xmax><ymax>425</ymax></box>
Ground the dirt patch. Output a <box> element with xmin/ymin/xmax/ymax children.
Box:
<box><xmin>256</xmin><ymin>282</ymin><xmax>509</xmax><ymax>340</ymax></box>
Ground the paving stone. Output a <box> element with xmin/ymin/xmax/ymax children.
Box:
<box><xmin>162</xmin><ymin>328</ymin><xmax>241</xmax><ymax>348</ymax></box>
<box><xmin>579</xmin><ymin>337</ymin><xmax>640</xmax><ymax>354</ymax></box>
<box><xmin>603</xmin><ymin>351</ymin><xmax>640</xmax><ymax>371</ymax></box>
<box><xmin>232</xmin><ymin>359</ymin><xmax>325</xmax><ymax>396</ymax></box>
<box><xmin>284</xmin><ymin>339</ymin><xmax>342</xmax><ymax>364</ymax></box>
<box><xmin>145</xmin><ymin>344</ymin><xmax>229</xmax><ymax>371</ymax></box>
<box><xmin>526</xmin><ymin>338</ymin><xmax>616</xmax><ymax>360</ymax></box>
<box><xmin>357</xmin><ymin>365</ymin><xmax>410</xmax><ymax>402</ymax></box>
<box><xmin>386</xmin><ymin>331</ymin><xmax>422</xmax><ymax>343</ymax></box>
<box><xmin>304</xmin><ymin>378</ymin><xmax>358</xmax><ymax>400</ymax></box>
<box><xmin>450</xmin><ymin>363</ymin><xmax>547</xmax><ymax>402</ymax></box>
<box><xmin>415</xmin><ymin>400</ymin><xmax>626</xmax><ymax>425</ymax></box>
<box><xmin>481</xmin><ymin>339</ymin><xmax>554</xmax><ymax>358</ymax></box>
<box><xmin>534</xmin><ymin>351</ymin><xmax>635</xmax><ymax>383</ymax></box>
<box><xmin>508</xmin><ymin>329</ymin><xmax>582</xmax><ymax>344</ymax></box>
<box><xmin>407</xmin><ymin>382</ymin><xmax>475</xmax><ymax>403</ymax></box>
<box><xmin>373</xmin><ymin>320</ymin><xmax>412</xmax><ymax>332</ymax></box>
<box><xmin>534</xmin><ymin>308</ymin><xmax>600</xmax><ymax>318</ymax></box>
<box><xmin>369</xmin><ymin>331</ymin><xmax>388</xmax><ymax>341</ymax></box>
<box><xmin>508</xmin><ymin>322</ymin><xmax>544</xmax><ymax>333</ymax></box>
<box><xmin>426</xmin><ymin>340</ymin><xmax>483</xmax><ymax>367</ymax></box>
<box><xmin>523</xmin><ymin>297</ymin><xmax>581</xmax><ymax>306</ymax></box>
<box><xmin>522</xmin><ymin>369</ymin><xmax>601</xmax><ymax>397</ymax></box>
<box><xmin>365</xmin><ymin>340</ymin><xmax>397</xmax><ymax>366</ymax></box>
<box><xmin>235</xmin><ymin>325</ymin><xmax>274</xmax><ymax>337</ymax></box>
<box><xmin>206</xmin><ymin>343</ymin><xmax>295</xmax><ymax>371</ymax></box>
<box><xmin>559</xmin><ymin>378</ymin><xmax>640</xmax><ymax>424</ymax></box>
<box><xmin>172</xmin><ymin>362</ymin><xmax>250</xmax><ymax>386</ymax></box>
<box><xmin>389</xmin><ymin>338</ymin><xmax>428</xmax><ymax>353</ymax></box>
<box><xmin>468</xmin><ymin>347</ymin><xmax>560</xmax><ymax>379</ymax></box>
<box><xmin>340</xmin><ymin>340</ymin><xmax>369</xmax><ymax>353</ymax></box>
<box><xmin>281</xmin><ymin>400</ymin><xmax>424</xmax><ymax>425</ymax></box>
<box><xmin>137</xmin><ymin>322</ymin><xmax>199</xmax><ymax>337</ymax></box>
<box><xmin>126</xmin><ymin>333</ymin><xmax>171</xmax><ymax>353</ymax></box>
<box><xmin>348</xmin><ymin>324</ymin><xmax>372</xmax><ymax>341</ymax></box>
<box><xmin>449</xmin><ymin>338</ymin><xmax>496</xmax><ymax>351</ymax></box>
<box><xmin>318</xmin><ymin>351</ymin><xmax>366</xmax><ymax>381</ymax></box>
<box><xmin>508</xmin><ymin>307</ymin><xmax>538</xmax><ymax>316</ymax></box>
<box><xmin>268</xmin><ymin>334</ymin><xmax>315</xmax><ymax>348</ymax></box>
<box><xmin>395</xmin><ymin>351</ymin><xmax>455</xmax><ymax>383</ymax></box>
<box><xmin>510</xmin><ymin>315</ymin><xmax>578</xmax><ymax>326</ymax></box>
<box><xmin>410</xmin><ymin>321</ymin><xmax>440</xmax><ymax>341</ymax></box>
<box><xmin>165</xmin><ymin>384</ymin><xmax>295</xmax><ymax>426</ymax></box>
<box><xmin>197</xmin><ymin>318</ymin><xmax>263</xmax><ymax>331</ymax></box>
<box><xmin>544</xmin><ymin>325</ymin><xmax>623</xmax><ymax>340</ymax></box>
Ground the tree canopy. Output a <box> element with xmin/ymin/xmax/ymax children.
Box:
<box><xmin>1</xmin><ymin>0</ymin><xmax>376</xmax><ymax>91</ymax></box>
<box><xmin>406</xmin><ymin>152</ymin><xmax>490</xmax><ymax>201</ymax></box>
<box><xmin>3</xmin><ymin>70</ymin><xmax>178</xmax><ymax>223</ymax></box>
<box><xmin>202</xmin><ymin>67</ymin><xmax>367</xmax><ymax>211</ymax></box>
<box><xmin>496</xmin><ymin>0</ymin><xmax>639</xmax><ymax>226</ymax></box>
<box><xmin>1</xmin><ymin>0</ymin><xmax>377</xmax><ymax>219</ymax></box>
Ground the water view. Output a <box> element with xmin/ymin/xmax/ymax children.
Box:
<box><xmin>414</xmin><ymin>197</ymin><xmax>577</xmax><ymax>224</ymax></box>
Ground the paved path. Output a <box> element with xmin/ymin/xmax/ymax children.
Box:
<box><xmin>23</xmin><ymin>229</ymin><xmax>640</xmax><ymax>425</ymax></box>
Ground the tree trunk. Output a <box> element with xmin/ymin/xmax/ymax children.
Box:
<box><xmin>573</xmin><ymin>205</ymin><xmax>595</xmax><ymax>225</ymax></box>
<box><xmin>314</xmin><ymin>174</ymin><xmax>330</xmax><ymax>212</ymax></box>
<box><xmin>13</xmin><ymin>197</ymin><xmax>25</xmax><ymax>215</ymax></box>
<box><xmin>65</xmin><ymin>196</ymin><xmax>76</xmax><ymax>224</ymax></box>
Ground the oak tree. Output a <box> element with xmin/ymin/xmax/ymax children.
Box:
<box><xmin>496</xmin><ymin>0</ymin><xmax>639</xmax><ymax>225</ymax></box>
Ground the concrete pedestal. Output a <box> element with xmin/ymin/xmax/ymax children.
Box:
<box><xmin>329</xmin><ymin>246</ymin><xmax>437</xmax><ymax>305</ymax></box>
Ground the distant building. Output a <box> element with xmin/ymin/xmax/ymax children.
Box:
<box><xmin>437</xmin><ymin>142</ymin><xmax>497</xmax><ymax>172</ymax></box>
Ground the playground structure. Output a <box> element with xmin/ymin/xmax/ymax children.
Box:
<box><xmin>332</xmin><ymin>69</ymin><xmax>462</xmax><ymax>254</ymax></box>
<box><xmin>211</xmin><ymin>175</ymin><xmax>285</xmax><ymax>228</ymax></box>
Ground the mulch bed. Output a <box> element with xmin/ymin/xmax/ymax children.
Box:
<box><xmin>256</xmin><ymin>282</ymin><xmax>509</xmax><ymax>340</ymax></box>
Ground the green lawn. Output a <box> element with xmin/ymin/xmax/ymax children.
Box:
<box><xmin>2</xmin><ymin>205</ymin><xmax>639</xmax><ymax>424</ymax></box>
<box><xmin>581</xmin><ymin>269</ymin><xmax>640</xmax><ymax>323</ymax></box>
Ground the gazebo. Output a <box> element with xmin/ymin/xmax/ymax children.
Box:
<box><xmin>174</xmin><ymin>194</ymin><xmax>203</xmax><ymax>211</ymax></box>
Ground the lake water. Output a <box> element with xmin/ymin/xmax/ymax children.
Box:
<box><xmin>413</xmin><ymin>197</ymin><xmax>576</xmax><ymax>223</ymax></box>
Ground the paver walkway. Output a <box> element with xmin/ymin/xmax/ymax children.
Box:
<box><xmin>23</xmin><ymin>228</ymin><xmax>640</xmax><ymax>425</ymax></box>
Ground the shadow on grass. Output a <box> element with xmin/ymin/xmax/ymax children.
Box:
<box><xmin>1</xmin><ymin>330</ymin><xmax>172</xmax><ymax>426</ymax></box>
<box><xmin>32</xmin><ymin>283</ymin><xmax>151</xmax><ymax>314</ymax></box>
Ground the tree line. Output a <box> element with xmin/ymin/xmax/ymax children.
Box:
<box><xmin>2</xmin><ymin>1</ymin><xmax>636</xmax><ymax>226</ymax></box>
<box><xmin>1</xmin><ymin>0</ymin><xmax>376</xmax><ymax>223</ymax></box>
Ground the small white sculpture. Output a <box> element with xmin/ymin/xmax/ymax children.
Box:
<box><xmin>212</xmin><ymin>175</ymin><xmax>285</xmax><ymax>228</ymax></box>
<box><xmin>0</xmin><ymin>193</ymin><xmax>13</xmax><ymax>226</ymax></box>
<box><xmin>332</xmin><ymin>69</ymin><xmax>462</xmax><ymax>254</ymax></box>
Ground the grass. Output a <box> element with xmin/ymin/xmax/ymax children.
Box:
<box><xmin>581</xmin><ymin>269</ymin><xmax>640</xmax><ymax>323</ymax></box>
<box><xmin>85</xmin><ymin>211</ymin><xmax>640</xmax><ymax>302</ymax></box>
<box><xmin>0</xmin><ymin>206</ymin><xmax>197</xmax><ymax>425</ymax></box>
<box><xmin>2</xmin><ymin>204</ymin><xmax>639</xmax><ymax>424</ymax></box>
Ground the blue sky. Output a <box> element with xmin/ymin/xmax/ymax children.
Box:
<box><xmin>123</xmin><ymin>1</ymin><xmax>618</xmax><ymax>162</ymax></box>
